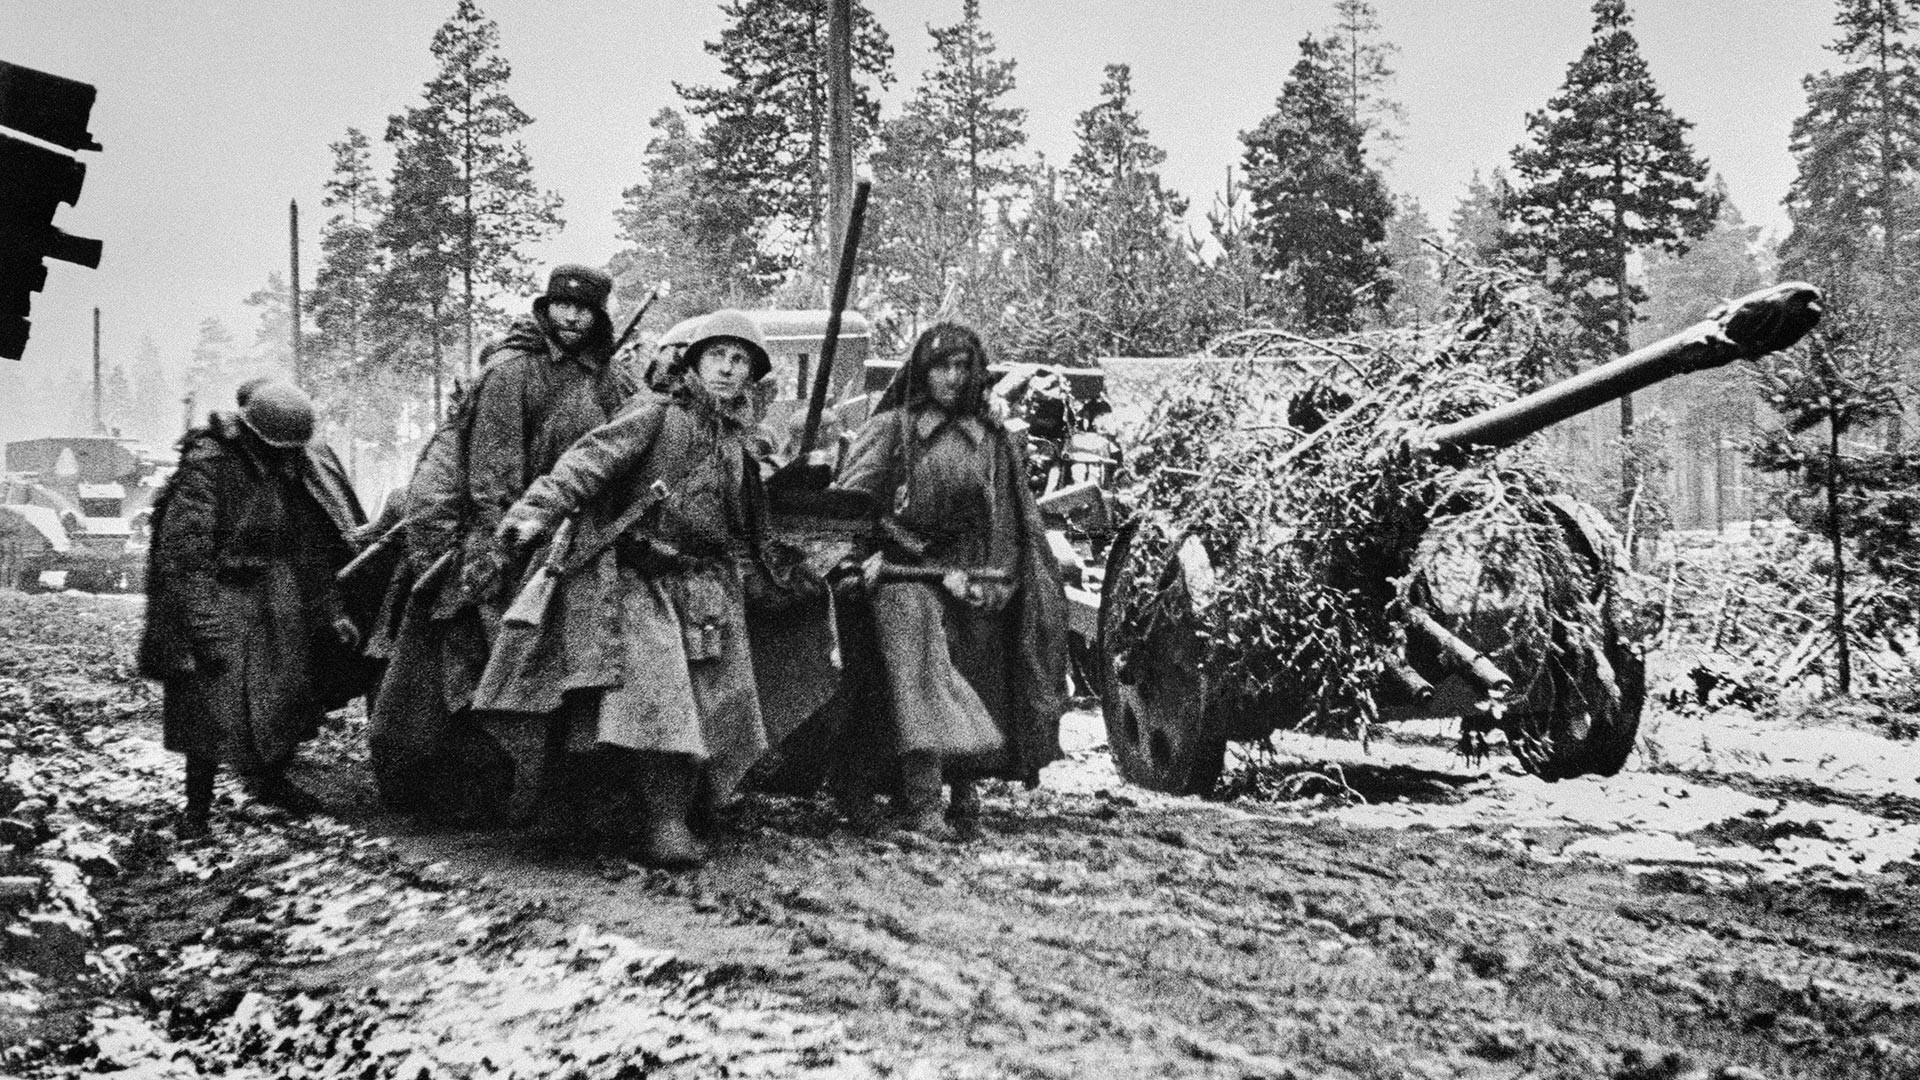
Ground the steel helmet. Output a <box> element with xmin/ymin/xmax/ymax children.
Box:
<box><xmin>237</xmin><ymin>380</ymin><xmax>316</xmax><ymax>448</ymax></box>
<box><xmin>676</xmin><ymin>309</ymin><xmax>771</xmax><ymax>382</ymax></box>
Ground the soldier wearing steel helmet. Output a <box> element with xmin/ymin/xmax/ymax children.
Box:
<box><xmin>477</xmin><ymin>309</ymin><xmax>810</xmax><ymax>868</ymax></box>
<box><xmin>138</xmin><ymin>380</ymin><xmax>375</xmax><ymax>836</ymax></box>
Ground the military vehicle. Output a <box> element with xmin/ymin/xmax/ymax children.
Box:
<box><xmin>0</xmin><ymin>436</ymin><xmax>169</xmax><ymax>591</ymax></box>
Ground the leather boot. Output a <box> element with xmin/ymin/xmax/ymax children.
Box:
<box><xmin>180</xmin><ymin>755</ymin><xmax>216</xmax><ymax>838</ymax></box>
<box><xmin>948</xmin><ymin>778</ymin><xmax>980</xmax><ymax>823</ymax></box>
<box><xmin>243</xmin><ymin>767</ymin><xmax>321</xmax><ymax>815</ymax></box>
<box><xmin>637</xmin><ymin>754</ymin><xmax>707</xmax><ymax>870</ymax></box>
<box><xmin>487</xmin><ymin>713</ymin><xmax>556</xmax><ymax>829</ymax></box>
<box><xmin>898</xmin><ymin>752</ymin><xmax>955</xmax><ymax>840</ymax></box>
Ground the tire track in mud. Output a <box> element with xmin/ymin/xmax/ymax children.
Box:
<box><xmin>14</xmin><ymin>593</ymin><xmax>1920</xmax><ymax>1079</ymax></box>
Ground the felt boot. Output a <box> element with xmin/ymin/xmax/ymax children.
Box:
<box><xmin>898</xmin><ymin>752</ymin><xmax>955</xmax><ymax>840</ymax></box>
<box><xmin>637</xmin><ymin>754</ymin><xmax>707</xmax><ymax>870</ymax></box>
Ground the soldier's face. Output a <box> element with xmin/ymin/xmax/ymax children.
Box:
<box><xmin>696</xmin><ymin>341</ymin><xmax>752</xmax><ymax>399</ymax></box>
<box><xmin>925</xmin><ymin>354</ymin><xmax>971</xmax><ymax>411</ymax></box>
<box><xmin>547</xmin><ymin>300</ymin><xmax>594</xmax><ymax>347</ymax></box>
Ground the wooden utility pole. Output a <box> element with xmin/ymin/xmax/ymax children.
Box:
<box><xmin>826</xmin><ymin>0</ymin><xmax>853</xmax><ymax>297</ymax></box>
<box><xmin>90</xmin><ymin>306</ymin><xmax>101</xmax><ymax>433</ymax></box>
<box><xmin>289</xmin><ymin>199</ymin><xmax>303</xmax><ymax>390</ymax></box>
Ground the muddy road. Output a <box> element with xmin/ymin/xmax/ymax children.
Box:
<box><xmin>5</xmin><ymin>591</ymin><xmax>1920</xmax><ymax>1079</ymax></box>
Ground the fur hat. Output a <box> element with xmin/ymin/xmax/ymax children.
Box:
<box><xmin>540</xmin><ymin>264</ymin><xmax>613</xmax><ymax>311</ymax></box>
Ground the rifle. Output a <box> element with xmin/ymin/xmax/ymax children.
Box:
<box><xmin>610</xmin><ymin>280</ymin><xmax>671</xmax><ymax>359</ymax></box>
<box><xmin>861</xmin><ymin>553</ymin><xmax>1011</xmax><ymax>604</ymax></box>
<box><xmin>501</xmin><ymin>518</ymin><xmax>576</xmax><ymax>628</ymax></box>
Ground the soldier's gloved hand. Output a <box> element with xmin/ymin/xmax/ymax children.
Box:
<box><xmin>332</xmin><ymin>616</ymin><xmax>361</xmax><ymax>652</ymax></box>
<box><xmin>826</xmin><ymin>556</ymin><xmax>868</xmax><ymax>600</ymax></box>
<box><xmin>495</xmin><ymin>512</ymin><xmax>548</xmax><ymax>552</ymax></box>
<box><xmin>964</xmin><ymin>579</ymin><xmax>1016</xmax><ymax>612</ymax></box>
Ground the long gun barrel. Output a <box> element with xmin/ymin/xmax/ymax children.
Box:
<box><xmin>1424</xmin><ymin>281</ymin><xmax>1823</xmax><ymax>455</ymax></box>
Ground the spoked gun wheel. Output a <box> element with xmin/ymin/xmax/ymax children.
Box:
<box><xmin>1096</xmin><ymin>518</ymin><xmax>1227</xmax><ymax>795</ymax></box>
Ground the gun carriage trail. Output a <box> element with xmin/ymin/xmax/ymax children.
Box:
<box><xmin>2</xmin><ymin>590</ymin><xmax>1918</xmax><ymax>1079</ymax></box>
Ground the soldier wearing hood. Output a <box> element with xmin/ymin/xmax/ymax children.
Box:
<box><xmin>831</xmin><ymin>323</ymin><xmax>1069</xmax><ymax>838</ymax></box>
<box><xmin>478</xmin><ymin>310</ymin><xmax>785</xmax><ymax>868</ymax></box>
<box><xmin>364</xmin><ymin>264</ymin><xmax>637</xmax><ymax>818</ymax></box>
<box><xmin>139</xmin><ymin>380</ymin><xmax>375</xmax><ymax>836</ymax></box>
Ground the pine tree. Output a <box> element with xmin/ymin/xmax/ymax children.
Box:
<box><xmin>1449</xmin><ymin>168</ymin><xmax>1512</xmax><ymax>262</ymax></box>
<box><xmin>1191</xmin><ymin>167</ymin><xmax>1282</xmax><ymax>344</ymax></box>
<box><xmin>388</xmin><ymin>0</ymin><xmax>562</xmax><ymax>375</ymax></box>
<box><xmin>914</xmin><ymin>0</ymin><xmax>1025</xmax><ymax>229</ymax></box>
<box><xmin>1507</xmin><ymin>0</ymin><xmax>1719</xmax><ymax>506</ymax></box>
<box><xmin>311</xmin><ymin>130</ymin><xmax>384</xmax><ymax>385</ymax></box>
<box><xmin>1321</xmin><ymin>0</ymin><xmax>1404</xmax><ymax>161</ymax></box>
<box><xmin>999</xmin><ymin>162</ymin><xmax>1101</xmax><ymax>365</ymax></box>
<box><xmin>1780</xmin><ymin>0</ymin><xmax>1920</xmax><ymax>444</ymax></box>
<box><xmin>1064</xmin><ymin>64</ymin><xmax>1196</xmax><ymax>356</ymax></box>
<box><xmin>611</xmin><ymin>108</ymin><xmax>766</xmax><ymax>325</ymax></box>
<box><xmin>868</xmin><ymin>0</ymin><xmax>1027</xmax><ymax>341</ymax></box>
<box><xmin>377</xmin><ymin>99</ymin><xmax>460</xmax><ymax>414</ymax></box>
<box><xmin>677</xmin><ymin>0</ymin><xmax>893</xmax><ymax>266</ymax></box>
<box><xmin>1241</xmin><ymin>36</ymin><xmax>1394</xmax><ymax>332</ymax></box>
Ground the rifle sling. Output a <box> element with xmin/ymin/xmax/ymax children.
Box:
<box><xmin>549</xmin><ymin>403</ymin><xmax>691</xmax><ymax>579</ymax></box>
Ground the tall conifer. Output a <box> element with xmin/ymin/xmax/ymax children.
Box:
<box><xmin>1241</xmin><ymin>36</ymin><xmax>1393</xmax><ymax>332</ymax></box>
<box><xmin>677</xmin><ymin>0</ymin><xmax>893</xmax><ymax>266</ymax></box>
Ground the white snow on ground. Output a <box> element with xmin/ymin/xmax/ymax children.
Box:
<box><xmin>1039</xmin><ymin>705</ymin><xmax>1920</xmax><ymax>879</ymax></box>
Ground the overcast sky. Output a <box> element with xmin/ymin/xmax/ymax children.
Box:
<box><xmin>3</xmin><ymin>0</ymin><xmax>1837</xmax><ymax>420</ymax></box>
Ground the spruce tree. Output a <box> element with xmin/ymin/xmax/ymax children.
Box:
<box><xmin>1507</xmin><ymin>0</ymin><xmax>1718</xmax><ymax>503</ymax></box>
<box><xmin>677</xmin><ymin>0</ymin><xmax>893</xmax><ymax>266</ymax></box>
<box><xmin>388</xmin><ymin>0</ymin><xmax>562</xmax><ymax>374</ymax></box>
<box><xmin>1065</xmin><ymin>64</ymin><xmax>1196</xmax><ymax>356</ymax></box>
<box><xmin>1241</xmin><ymin>36</ymin><xmax>1393</xmax><ymax>332</ymax></box>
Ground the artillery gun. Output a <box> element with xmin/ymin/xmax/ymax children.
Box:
<box><xmin>1093</xmin><ymin>282</ymin><xmax>1823</xmax><ymax>792</ymax></box>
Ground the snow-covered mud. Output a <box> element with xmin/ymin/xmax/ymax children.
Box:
<box><xmin>4</xmin><ymin>592</ymin><xmax>1919</xmax><ymax>1078</ymax></box>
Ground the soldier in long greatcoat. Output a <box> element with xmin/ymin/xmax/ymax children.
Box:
<box><xmin>365</xmin><ymin>265</ymin><xmax>636</xmax><ymax>818</ymax></box>
<box><xmin>139</xmin><ymin>381</ymin><xmax>375</xmax><ymax>836</ymax></box>
<box><xmin>480</xmin><ymin>310</ymin><xmax>784</xmax><ymax>868</ymax></box>
<box><xmin>831</xmin><ymin>323</ymin><xmax>1068</xmax><ymax>838</ymax></box>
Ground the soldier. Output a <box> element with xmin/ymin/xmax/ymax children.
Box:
<box><xmin>831</xmin><ymin>323</ymin><xmax>1068</xmax><ymax>838</ymax></box>
<box><xmin>479</xmin><ymin>310</ymin><xmax>794</xmax><ymax>868</ymax></box>
<box><xmin>366</xmin><ymin>264</ymin><xmax>637</xmax><ymax>820</ymax></box>
<box><xmin>139</xmin><ymin>380</ymin><xmax>375</xmax><ymax>837</ymax></box>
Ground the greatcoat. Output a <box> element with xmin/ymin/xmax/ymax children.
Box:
<box><xmin>138</xmin><ymin>413</ymin><xmax>372</xmax><ymax>774</ymax></box>
<box><xmin>366</xmin><ymin>314</ymin><xmax>635</xmax><ymax>800</ymax></box>
<box><xmin>473</xmin><ymin>380</ymin><xmax>771</xmax><ymax>798</ymax></box>
<box><xmin>834</xmin><ymin>404</ymin><xmax>1068</xmax><ymax>785</ymax></box>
